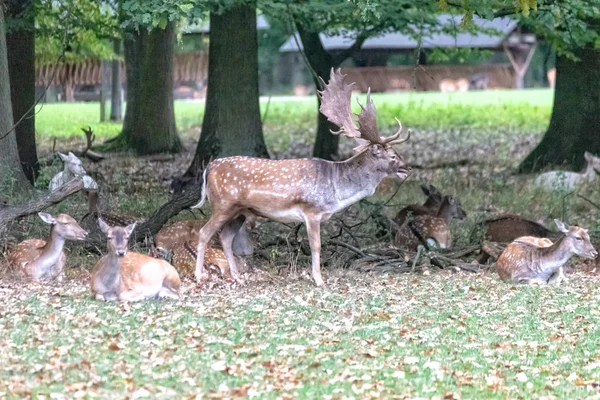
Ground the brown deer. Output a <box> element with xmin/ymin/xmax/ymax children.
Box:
<box><xmin>7</xmin><ymin>212</ymin><xmax>88</xmax><ymax>281</ymax></box>
<box><xmin>439</xmin><ymin>78</ymin><xmax>469</xmax><ymax>93</ymax></box>
<box><xmin>191</xmin><ymin>68</ymin><xmax>411</xmax><ymax>286</ymax></box>
<box><xmin>394</xmin><ymin>195</ymin><xmax>467</xmax><ymax>251</ymax></box>
<box><xmin>159</xmin><ymin>241</ymin><xmax>236</xmax><ymax>281</ymax></box>
<box><xmin>496</xmin><ymin>219</ymin><xmax>597</xmax><ymax>285</ymax></box>
<box><xmin>81</xmin><ymin>190</ymin><xmax>141</xmax><ymax>229</ymax></box>
<box><xmin>395</xmin><ymin>182</ymin><xmax>443</xmax><ymax>226</ymax></box>
<box><xmin>483</xmin><ymin>214</ymin><xmax>556</xmax><ymax>243</ymax></box>
<box><xmin>91</xmin><ymin>219</ymin><xmax>181</xmax><ymax>301</ymax></box>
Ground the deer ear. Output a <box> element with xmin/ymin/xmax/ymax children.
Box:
<box><xmin>58</xmin><ymin>152</ymin><xmax>69</xmax><ymax>162</ymax></box>
<box><xmin>38</xmin><ymin>212</ymin><xmax>56</xmax><ymax>224</ymax></box>
<box><xmin>585</xmin><ymin>152</ymin><xmax>593</xmax><ymax>162</ymax></box>
<box><xmin>124</xmin><ymin>222</ymin><xmax>137</xmax><ymax>237</ymax></box>
<box><xmin>554</xmin><ymin>219</ymin><xmax>569</xmax><ymax>233</ymax></box>
<box><xmin>98</xmin><ymin>218</ymin><xmax>111</xmax><ymax>235</ymax></box>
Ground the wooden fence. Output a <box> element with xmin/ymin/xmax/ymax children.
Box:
<box><xmin>35</xmin><ymin>52</ymin><xmax>209</xmax><ymax>87</ymax></box>
<box><xmin>340</xmin><ymin>64</ymin><xmax>515</xmax><ymax>92</ymax></box>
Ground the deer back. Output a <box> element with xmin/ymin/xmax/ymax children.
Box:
<box><xmin>154</xmin><ymin>220</ymin><xmax>205</xmax><ymax>250</ymax></box>
<box><xmin>484</xmin><ymin>215</ymin><xmax>554</xmax><ymax>243</ymax></box>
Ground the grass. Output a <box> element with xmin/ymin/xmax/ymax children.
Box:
<box><xmin>34</xmin><ymin>89</ymin><xmax>553</xmax><ymax>143</ymax></box>
<box><xmin>2</xmin><ymin>272</ymin><xmax>600</xmax><ymax>398</ymax></box>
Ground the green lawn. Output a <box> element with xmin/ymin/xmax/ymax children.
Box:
<box><xmin>1</xmin><ymin>271</ymin><xmax>599</xmax><ymax>398</ymax></box>
<box><xmin>34</xmin><ymin>89</ymin><xmax>553</xmax><ymax>141</ymax></box>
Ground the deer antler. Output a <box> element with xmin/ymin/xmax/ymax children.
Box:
<box><xmin>319</xmin><ymin>68</ymin><xmax>410</xmax><ymax>148</ymax></box>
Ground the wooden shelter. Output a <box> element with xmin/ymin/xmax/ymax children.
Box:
<box><xmin>279</xmin><ymin>14</ymin><xmax>537</xmax><ymax>91</ymax></box>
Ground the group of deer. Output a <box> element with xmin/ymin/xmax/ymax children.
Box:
<box><xmin>4</xmin><ymin>69</ymin><xmax>597</xmax><ymax>298</ymax></box>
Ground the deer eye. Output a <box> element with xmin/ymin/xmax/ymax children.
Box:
<box><xmin>576</xmin><ymin>236</ymin><xmax>583</xmax><ymax>241</ymax></box>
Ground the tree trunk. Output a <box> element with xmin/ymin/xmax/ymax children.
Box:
<box><xmin>519</xmin><ymin>46</ymin><xmax>600</xmax><ymax>172</ymax></box>
<box><xmin>110</xmin><ymin>39</ymin><xmax>123</xmax><ymax>122</ymax></box>
<box><xmin>6</xmin><ymin>0</ymin><xmax>38</xmax><ymax>184</ymax></box>
<box><xmin>118</xmin><ymin>23</ymin><xmax>181</xmax><ymax>154</ymax></box>
<box><xmin>296</xmin><ymin>26</ymin><xmax>341</xmax><ymax>161</ymax></box>
<box><xmin>0</xmin><ymin>4</ymin><xmax>31</xmax><ymax>194</ymax></box>
<box><xmin>184</xmin><ymin>2</ymin><xmax>268</xmax><ymax>176</ymax></box>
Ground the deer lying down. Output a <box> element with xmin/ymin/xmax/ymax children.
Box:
<box><xmin>534</xmin><ymin>152</ymin><xmax>600</xmax><ymax>191</ymax></box>
<box><xmin>394</xmin><ymin>182</ymin><xmax>443</xmax><ymax>227</ymax></box>
<box><xmin>160</xmin><ymin>241</ymin><xmax>237</xmax><ymax>281</ymax></box>
<box><xmin>394</xmin><ymin>195</ymin><xmax>466</xmax><ymax>251</ymax></box>
<box><xmin>496</xmin><ymin>219</ymin><xmax>597</xmax><ymax>285</ymax></box>
<box><xmin>482</xmin><ymin>214</ymin><xmax>556</xmax><ymax>243</ymax></box>
<box><xmin>191</xmin><ymin>68</ymin><xmax>411</xmax><ymax>286</ymax></box>
<box><xmin>7</xmin><ymin>213</ymin><xmax>87</xmax><ymax>281</ymax></box>
<box><xmin>91</xmin><ymin>219</ymin><xmax>181</xmax><ymax>301</ymax></box>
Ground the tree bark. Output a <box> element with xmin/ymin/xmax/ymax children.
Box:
<box><xmin>296</xmin><ymin>26</ymin><xmax>341</xmax><ymax>160</ymax></box>
<box><xmin>519</xmin><ymin>46</ymin><xmax>600</xmax><ymax>172</ymax></box>
<box><xmin>110</xmin><ymin>39</ymin><xmax>123</xmax><ymax>122</ymax></box>
<box><xmin>184</xmin><ymin>2</ymin><xmax>268</xmax><ymax>176</ymax></box>
<box><xmin>118</xmin><ymin>23</ymin><xmax>181</xmax><ymax>154</ymax></box>
<box><xmin>0</xmin><ymin>4</ymin><xmax>31</xmax><ymax>194</ymax></box>
<box><xmin>6</xmin><ymin>0</ymin><xmax>38</xmax><ymax>184</ymax></box>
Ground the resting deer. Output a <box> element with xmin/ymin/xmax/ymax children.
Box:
<box><xmin>483</xmin><ymin>214</ymin><xmax>556</xmax><ymax>243</ymax></box>
<box><xmin>395</xmin><ymin>195</ymin><xmax>466</xmax><ymax>251</ymax></box>
<box><xmin>191</xmin><ymin>68</ymin><xmax>411</xmax><ymax>286</ymax></box>
<box><xmin>49</xmin><ymin>152</ymin><xmax>87</xmax><ymax>191</ymax></box>
<box><xmin>496</xmin><ymin>219</ymin><xmax>597</xmax><ymax>285</ymax></box>
<box><xmin>7</xmin><ymin>212</ymin><xmax>88</xmax><ymax>281</ymax></box>
<box><xmin>534</xmin><ymin>152</ymin><xmax>600</xmax><ymax>191</ymax></box>
<box><xmin>395</xmin><ymin>182</ymin><xmax>443</xmax><ymax>226</ymax></box>
<box><xmin>439</xmin><ymin>78</ymin><xmax>469</xmax><ymax>93</ymax></box>
<box><xmin>91</xmin><ymin>219</ymin><xmax>181</xmax><ymax>301</ymax></box>
<box><xmin>155</xmin><ymin>241</ymin><xmax>236</xmax><ymax>281</ymax></box>
<box><xmin>81</xmin><ymin>190</ymin><xmax>141</xmax><ymax>228</ymax></box>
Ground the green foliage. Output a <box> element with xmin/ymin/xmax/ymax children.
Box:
<box><xmin>34</xmin><ymin>0</ymin><xmax>118</xmax><ymax>65</ymax></box>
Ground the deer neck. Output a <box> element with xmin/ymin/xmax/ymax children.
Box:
<box><xmin>582</xmin><ymin>162</ymin><xmax>598</xmax><ymax>180</ymax></box>
<box><xmin>538</xmin><ymin>235</ymin><xmax>573</xmax><ymax>271</ymax></box>
<box><xmin>37</xmin><ymin>226</ymin><xmax>66</xmax><ymax>268</ymax></box>
<box><xmin>331</xmin><ymin>150</ymin><xmax>389</xmax><ymax>209</ymax></box>
<box><xmin>101</xmin><ymin>253</ymin><xmax>123</xmax><ymax>278</ymax></box>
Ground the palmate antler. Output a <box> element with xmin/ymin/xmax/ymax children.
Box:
<box><xmin>318</xmin><ymin>68</ymin><xmax>410</xmax><ymax>151</ymax></box>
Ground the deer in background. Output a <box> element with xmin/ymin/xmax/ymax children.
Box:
<box><xmin>191</xmin><ymin>68</ymin><xmax>411</xmax><ymax>286</ymax></box>
<box><xmin>394</xmin><ymin>182</ymin><xmax>443</xmax><ymax>227</ymax></box>
<box><xmin>482</xmin><ymin>214</ymin><xmax>557</xmax><ymax>243</ymax></box>
<box><xmin>80</xmin><ymin>190</ymin><xmax>142</xmax><ymax>231</ymax></box>
<box><xmin>534</xmin><ymin>152</ymin><xmax>600</xmax><ymax>191</ymax></box>
<box><xmin>439</xmin><ymin>78</ymin><xmax>469</xmax><ymax>93</ymax></box>
<box><xmin>7</xmin><ymin>212</ymin><xmax>87</xmax><ymax>281</ymax></box>
<box><xmin>394</xmin><ymin>195</ymin><xmax>467</xmax><ymax>251</ymax></box>
<box><xmin>91</xmin><ymin>219</ymin><xmax>181</xmax><ymax>301</ymax></box>
<box><xmin>496</xmin><ymin>219</ymin><xmax>597</xmax><ymax>285</ymax></box>
<box><xmin>49</xmin><ymin>152</ymin><xmax>87</xmax><ymax>191</ymax></box>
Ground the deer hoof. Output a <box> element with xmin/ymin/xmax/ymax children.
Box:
<box><xmin>195</xmin><ymin>272</ymin><xmax>209</xmax><ymax>285</ymax></box>
<box><xmin>314</xmin><ymin>276</ymin><xmax>325</xmax><ymax>287</ymax></box>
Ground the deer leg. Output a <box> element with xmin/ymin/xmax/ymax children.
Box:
<box><xmin>220</xmin><ymin>215</ymin><xmax>246</xmax><ymax>283</ymax></box>
<box><xmin>195</xmin><ymin>210</ymin><xmax>234</xmax><ymax>284</ymax></box>
<box><xmin>119</xmin><ymin>289</ymin><xmax>145</xmax><ymax>302</ymax></box>
<box><xmin>548</xmin><ymin>267</ymin><xmax>566</xmax><ymax>285</ymax></box>
<box><xmin>304</xmin><ymin>215</ymin><xmax>325</xmax><ymax>287</ymax></box>
<box><xmin>232</xmin><ymin>217</ymin><xmax>254</xmax><ymax>257</ymax></box>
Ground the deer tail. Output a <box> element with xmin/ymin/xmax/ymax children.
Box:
<box><xmin>190</xmin><ymin>168</ymin><xmax>209</xmax><ymax>209</ymax></box>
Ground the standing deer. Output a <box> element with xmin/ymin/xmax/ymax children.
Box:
<box><xmin>7</xmin><ymin>212</ymin><xmax>88</xmax><ymax>281</ymax></box>
<box><xmin>534</xmin><ymin>152</ymin><xmax>600</xmax><ymax>191</ymax></box>
<box><xmin>91</xmin><ymin>219</ymin><xmax>181</xmax><ymax>301</ymax></box>
<box><xmin>49</xmin><ymin>152</ymin><xmax>87</xmax><ymax>191</ymax></box>
<box><xmin>496</xmin><ymin>219</ymin><xmax>597</xmax><ymax>285</ymax></box>
<box><xmin>191</xmin><ymin>68</ymin><xmax>411</xmax><ymax>286</ymax></box>
<box><xmin>394</xmin><ymin>195</ymin><xmax>467</xmax><ymax>251</ymax></box>
<box><xmin>439</xmin><ymin>78</ymin><xmax>469</xmax><ymax>93</ymax></box>
<box><xmin>394</xmin><ymin>182</ymin><xmax>443</xmax><ymax>226</ymax></box>
<box><xmin>547</xmin><ymin>68</ymin><xmax>556</xmax><ymax>89</ymax></box>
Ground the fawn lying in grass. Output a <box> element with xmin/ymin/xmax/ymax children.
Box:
<box><xmin>534</xmin><ymin>152</ymin><xmax>600</xmax><ymax>191</ymax></box>
<box><xmin>496</xmin><ymin>219</ymin><xmax>597</xmax><ymax>285</ymax></box>
<box><xmin>91</xmin><ymin>219</ymin><xmax>181</xmax><ymax>302</ymax></box>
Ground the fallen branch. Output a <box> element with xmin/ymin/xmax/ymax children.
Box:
<box><xmin>79</xmin><ymin>127</ymin><xmax>104</xmax><ymax>162</ymax></box>
<box><xmin>0</xmin><ymin>178</ymin><xmax>84</xmax><ymax>227</ymax></box>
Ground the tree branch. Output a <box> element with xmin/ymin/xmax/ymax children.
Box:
<box><xmin>331</xmin><ymin>30</ymin><xmax>371</xmax><ymax>67</ymax></box>
<box><xmin>0</xmin><ymin>178</ymin><xmax>84</xmax><ymax>227</ymax></box>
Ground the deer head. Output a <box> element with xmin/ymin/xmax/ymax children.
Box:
<box><xmin>554</xmin><ymin>219</ymin><xmax>597</xmax><ymax>259</ymax></box>
<box><xmin>437</xmin><ymin>196</ymin><xmax>467</xmax><ymax>221</ymax></box>
<box><xmin>584</xmin><ymin>152</ymin><xmax>600</xmax><ymax>175</ymax></box>
<box><xmin>39</xmin><ymin>212</ymin><xmax>88</xmax><ymax>241</ymax></box>
<box><xmin>58</xmin><ymin>152</ymin><xmax>86</xmax><ymax>176</ymax></box>
<box><xmin>318</xmin><ymin>68</ymin><xmax>411</xmax><ymax>180</ymax></box>
<box><xmin>98</xmin><ymin>218</ymin><xmax>137</xmax><ymax>257</ymax></box>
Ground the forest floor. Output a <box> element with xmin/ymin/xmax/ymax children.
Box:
<box><xmin>3</xmin><ymin>89</ymin><xmax>600</xmax><ymax>398</ymax></box>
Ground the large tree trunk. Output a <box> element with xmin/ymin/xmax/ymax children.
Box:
<box><xmin>184</xmin><ymin>2</ymin><xmax>268</xmax><ymax>176</ymax></box>
<box><xmin>6</xmin><ymin>0</ymin><xmax>38</xmax><ymax>184</ymax></box>
<box><xmin>0</xmin><ymin>4</ymin><xmax>31</xmax><ymax>194</ymax></box>
<box><xmin>110</xmin><ymin>39</ymin><xmax>123</xmax><ymax>122</ymax></box>
<box><xmin>296</xmin><ymin>25</ymin><xmax>340</xmax><ymax>161</ymax></box>
<box><xmin>519</xmin><ymin>46</ymin><xmax>600</xmax><ymax>172</ymax></box>
<box><xmin>118</xmin><ymin>23</ymin><xmax>181</xmax><ymax>154</ymax></box>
